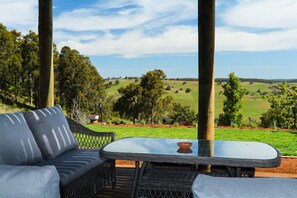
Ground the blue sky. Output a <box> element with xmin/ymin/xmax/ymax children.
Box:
<box><xmin>1</xmin><ymin>0</ymin><xmax>297</xmax><ymax>79</ymax></box>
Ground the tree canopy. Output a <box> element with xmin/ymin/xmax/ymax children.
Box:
<box><xmin>218</xmin><ymin>72</ymin><xmax>245</xmax><ymax>126</ymax></box>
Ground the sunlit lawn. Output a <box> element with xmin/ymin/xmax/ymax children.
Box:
<box><xmin>86</xmin><ymin>124</ymin><xmax>297</xmax><ymax>156</ymax></box>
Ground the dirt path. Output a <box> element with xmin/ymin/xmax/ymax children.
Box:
<box><xmin>256</xmin><ymin>156</ymin><xmax>297</xmax><ymax>178</ymax></box>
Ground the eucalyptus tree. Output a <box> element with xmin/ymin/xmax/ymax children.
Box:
<box><xmin>114</xmin><ymin>83</ymin><xmax>143</xmax><ymax>124</ymax></box>
<box><xmin>57</xmin><ymin>46</ymin><xmax>106</xmax><ymax>116</ymax></box>
<box><xmin>20</xmin><ymin>31</ymin><xmax>39</xmax><ymax>106</ymax></box>
<box><xmin>9</xmin><ymin>30</ymin><xmax>23</xmax><ymax>103</ymax></box>
<box><xmin>0</xmin><ymin>24</ymin><xmax>21</xmax><ymax>100</ymax></box>
<box><xmin>140</xmin><ymin>69</ymin><xmax>168</xmax><ymax>124</ymax></box>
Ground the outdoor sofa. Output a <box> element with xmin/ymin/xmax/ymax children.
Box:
<box><xmin>192</xmin><ymin>174</ymin><xmax>297</xmax><ymax>198</ymax></box>
<box><xmin>0</xmin><ymin>105</ymin><xmax>115</xmax><ymax>198</ymax></box>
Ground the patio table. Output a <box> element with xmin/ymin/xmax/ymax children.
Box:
<box><xmin>100</xmin><ymin>137</ymin><xmax>281</xmax><ymax>198</ymax></box>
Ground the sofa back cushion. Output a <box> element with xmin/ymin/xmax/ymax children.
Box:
<box><xmin>24</xmin><ymin>105</ymin><xmax>79</xmax><ymax>159</ymax></box>
<box><xmin>0</xmin><ymin>112</ymin><xmax>42</xmax><ymax>165</ymax></box>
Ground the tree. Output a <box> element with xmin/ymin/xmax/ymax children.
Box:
<box><xmin>56</xmin><ymin>46</ymin><xmax>106</xmax><ymax>117</ymax></box>
<box><xmin>0</xmin><ymin>24</ymin><xmax>17</xmax><ymax>99</ymax></box>
<box><xmin>114</xmin><ymin>83</ymin><xmax>142</xmax><ymax>124</ymax></box>
<box><xmin>185</xmin><ymin>88</ymin><xmax>191</xmax><ymax>93</ymax></box>
<box><xmin>140</xmin><ymin>69</ymin><xmax>167</xmax><ymax>124</ymax></box>
<box><xmin>20</xmin><ymin>31</ymin><xmax>39</xmax><ymax>106</ymax></box>
<box><xmin>9</xmin><ymin>30</ymin><xmax>23</xmax><ymax>103</ymax></box>
<box><xmin>218</xmin><ymin>72</ymin><xmax>245</xmax><ymax>126</ymax></box>
<box><xmin>260</xmin><ymin>82</ymin><xmax>297</xmax><ymax>129</ymax></box>
<box><xmin>113</xmin><ymin>69</ymin><xmax>173</xmax><ymax>124</ymax></box>
<box><xmin>169</xmin><ymin>103</ymin><xmax>197</xmax><ymax>126</ymax></box>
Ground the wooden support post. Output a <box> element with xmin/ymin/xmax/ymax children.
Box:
<box><xmin>38</xmin><ymin>0</ymin><xmax>54</xmax><ymax>108</ymax></box>
<box><xmin>198</xmin><ymin>0</ymin><xmax>215</xmax><ymax>140</ymax></box>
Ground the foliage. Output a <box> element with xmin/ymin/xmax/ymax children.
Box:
<box><xmin>19</xmin><ymin>31</ymin><xmax>39</xmax><ymax>107</ymax></box>
<box><xmin>165</xmin><ymin>85</ymin><xmax>171</xmax><ymax>90</ymax></box>
<box><xmin>113</xmin><ymin>83</ymin><xmax>142</xmax><ymax>124</ymax></box>
<box><xmin>218</xmin><ymin>72</ymin><xmax>245</xmax><ymax>126</ymax></box>
<box><xmin>113</xmin><ymin>69</ymin><xmax>173</xmax><ymax>124</ymax></box>
<box><xmin>260</xmin><ymin>82</ymin><xmax>297</xmax><ymax>129</ymax></box>
<box><xmin>185</xmin><ymin>88</ymin><xmax>191</xmax><ymax>93</ymax></box>
<box><xmin>111</xmin><ymin>117</ymin><xmax>125</xmax><ymax>125</ymax></box>
<box><xmin>0</xmin><ymin>24</ymin><xmax>22</xmax><ymax>103</ymax></box>
<box><xmin>56</xmin><ymin>46</ymin><xmax>106</xmax><ymax>116</ymax></box>
<box><xmin>139</xmin><ymin>69</ymin><xmax>169</xmax><ymax>123</ymax></box>
<box><xmin>169</xmin><ymin>103</ymin><xmax>197</xmax><ymax>126</ymax></box>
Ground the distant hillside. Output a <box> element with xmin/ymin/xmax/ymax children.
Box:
<box><xmin>216</xmin><ymin>78</ymin><xmax>297</xmax><ymax>83</ymax></box>
<box><xmin>105</xmin><ymin>79</ymin><xmax>277</xmax><ymax>122</ymax></box>
<box><xmin>107</xmin><ymin>77</ymin><xmax>297</xmax><ymax>83</ymax></box>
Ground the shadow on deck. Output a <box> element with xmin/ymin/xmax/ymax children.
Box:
<box><xmin>96</xmin><ymin>167</ymin><xmax>134</xmax><ymax>198</ymax></box>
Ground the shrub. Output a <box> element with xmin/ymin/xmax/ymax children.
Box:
<box><xmin>173</xmin><ymin>122</ymin><xmax>180</xmax><ymax>127</ymax></box>
<box><xmin>185</xmin><ymin>88</ymin><xmax>191</xmax><ymax>93</ymax></box>
<box><xmin>169</xmin><ymin>103</ymin><xmax>196</xmax><ymax>126</ymax></box>
<box><xmin>175</xmin><ymin>90</ymin><xmax>179</xmax><ymax>93</ymax></box>
<box><xmin>105</xmin><ymin>83</ymin><xmax>112</xmax><ymax>88</ymax></box>
<box><xmin>165</xmin><ymin>85</ymin><xmax>171</xmax><ymax>90</ymax></box>
<box><xmin>260</xmin><ymin>111</ymin><xmax>276</xmax><ymax>128</ymax></box>
<box><xmin>111</xmin><ymin>117</ymin><xmax>122</xmax><ymax>125</ymax></box>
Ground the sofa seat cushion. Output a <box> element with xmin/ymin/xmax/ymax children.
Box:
<box><xmin>192</xmin><ymin>174</ymin><xmax>297</xmax><ymax>198</ymax></box>
<box><xmin>0</xmin><ymin>112</ymin><xmax>42</xmax><ymax>165</ymax></box>
<box><xmin>36</xmin><ymin>149</ymin><xmax>106</xmax><ymax>186</ymax></box>
<box><xmin>0</xmin><ymin>165</ymin><xmax>60</xmax><ymax>198</ymax></box>
<box><xmin>24</xmin><ymin>105</ymin><xmax>79</xmax><ymax>159</ymax></box>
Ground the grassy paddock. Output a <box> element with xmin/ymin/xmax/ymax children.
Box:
<box><xmin>87</xmin><ymin>124</ymin><xmax>297</xmax><ymax>156</ymax></box>
<box><xmin>106</xmin><ymin>79</ymin><xmax>271</xmax><ymax>121</ymax></box>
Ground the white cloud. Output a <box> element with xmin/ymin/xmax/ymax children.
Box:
<box><xmin>0</xmin><ymin>0</ymin><xmax>37</xmax><ymax>32</ymax></box>
<box><xmin>216</xmin><ymin>0</ymin><xmax>297</xmax><ymax>52</ymax></box>
<box><xmin>53</xmin><ymin>0</ymin><xmax>198</xmax><ymax>57</ymax></box>
<box><xmin>56</xmin><ymin>25</ymin><xmax>198</xmax><ymax>58</ymax></box>
<box><xmin>54</xmin><ymin>0</ymin><xmax>197</xmax><ymax>31</ymax></box>
<box><xmin>222</xmin><ymin>0</ymin><xmax>297</xmax><ymax>29</ymax></box>
<box><xmin>216</xmin><ymin>27</ymin><xmax>297</xmax><ymax>51</ymax></box>
<box><xmin>2</xmin><ymin>0</ymin><xmax>297</xmax><ymax>58</ymax></box>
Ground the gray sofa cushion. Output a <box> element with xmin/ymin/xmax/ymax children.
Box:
<box><xmin>24</xmin><ymin>105</ymin><xmax>79</xmax><ymax>159</ymax></box>
<box><xmin>192</xmin><ymin>174</ymin><xmax>297</xmax><ymax>198</ymax></box>
<box><xmin>36</xmin><ymin>149</ymin><xmax>106</xmax><ymax>186</ymax></box>
<box><xmin>0</xmin><ymin>165</ymin><xmax>60</xmax><ymax>198</ymax></box>
<box><xmin>0</xmin><ymin>112</ymin><xmax>42</xmax><ymax>165</ymax></box>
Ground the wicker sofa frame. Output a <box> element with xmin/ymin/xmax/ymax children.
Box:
<box><xmin>61</xmin><ymin>118</ymin><xmax>116</xmax><ymax>198</ymax></box>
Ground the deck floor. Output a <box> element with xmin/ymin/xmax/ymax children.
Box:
<box><xmin>96</xmin><ymin>167</ymin><xmax>134</xmax><ymax>198</ymax></box>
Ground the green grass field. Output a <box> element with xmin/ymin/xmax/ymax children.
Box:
<box><xmin>86</xmin><ymin>124</ymin><xmax>297</xmax><ymax>156</ymax></box>
<box><xmin>106</xmin><ymin>79</ymin><xmax>271</xmax><ymax>121</ymax></box>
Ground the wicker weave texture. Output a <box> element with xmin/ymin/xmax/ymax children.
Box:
<box><xmin>61</xmin><ymin>118</ymin><xmax>116</xmax><ymax>198</ymax></box>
